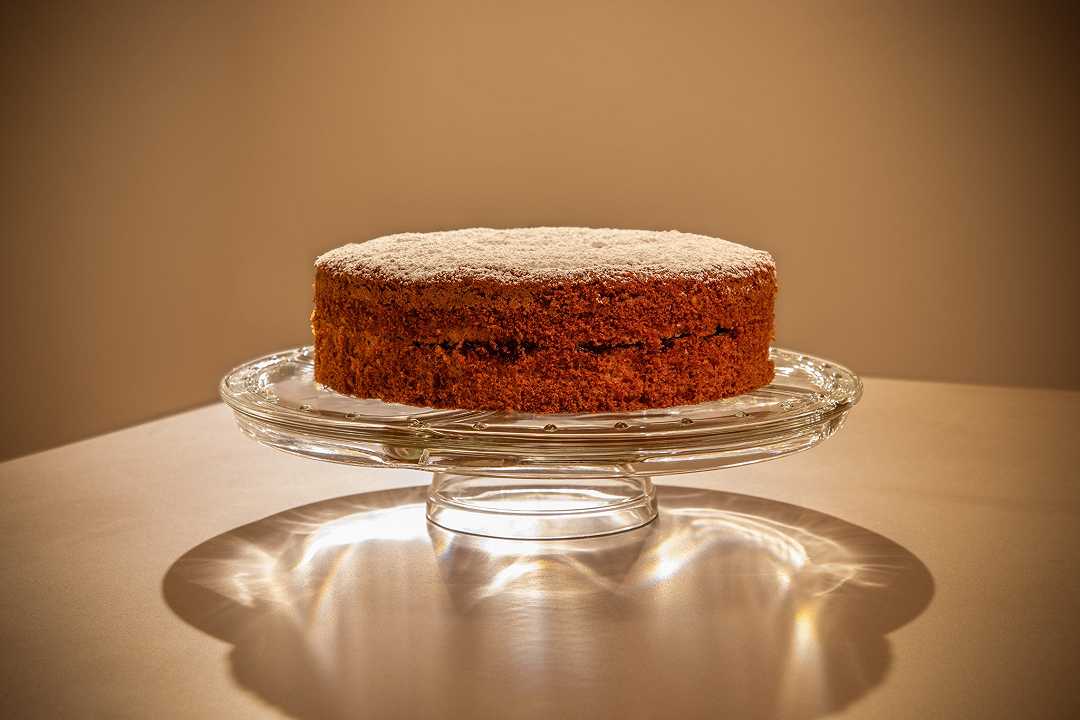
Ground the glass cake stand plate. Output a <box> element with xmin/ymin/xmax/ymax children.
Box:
<box><xmin>220</xmin><ymin>347</ymin><xmax>862</xmax><ymax>540</ymax></box>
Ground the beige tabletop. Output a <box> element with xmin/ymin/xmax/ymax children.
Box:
<box><xmin>2</xmin><ymin>378</ymin><xmax>1078</xmax><ymax>719</ymax></box>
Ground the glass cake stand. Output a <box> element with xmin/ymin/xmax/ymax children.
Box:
<box><xmin>220</xmin><ymin>347</ymin><xmax>861</xmax><ymax>540</ymax></box>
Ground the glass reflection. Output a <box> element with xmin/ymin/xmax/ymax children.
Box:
<box><xmin>164</xmin><ymin>485</ymin><xmax>933</xmax><ymax>720</ymax></box>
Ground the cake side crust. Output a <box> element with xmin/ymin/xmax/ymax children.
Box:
<box><xmin>312</xmin><ymin>264</ymin><xmax>776</xmax><ymax>348</ymax></box>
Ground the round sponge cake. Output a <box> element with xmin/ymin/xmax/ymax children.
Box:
<box><xmin>312</xmin><ymin>227</ymin><xmax>777</xmax><ymax>413</ymax></box>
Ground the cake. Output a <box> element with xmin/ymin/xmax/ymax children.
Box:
<box><xmin>312</xmin><ymin>227</ymin><xmax>776</xmax><ymax>414</ymax></box>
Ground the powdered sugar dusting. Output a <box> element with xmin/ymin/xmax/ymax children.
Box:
<box><xmin>316</xmin><ymin>227</ymin><xmax>774</xmax><ymax>282</ymax></box>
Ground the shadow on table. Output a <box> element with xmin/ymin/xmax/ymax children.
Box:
<box><xmin>163</xmin><ymin>485</ymin><xmax>933</xmax><ymax>720</ymax></box>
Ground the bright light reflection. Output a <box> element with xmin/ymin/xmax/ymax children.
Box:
<box><xmin>792</xmin><ymin>605</ymin><xmax>818</xmax><ymax>652</ymax></box>
<box><xmin>481</xmin><ymin>560</ymin><xmax>544</xmax><ymax>597</ymax></box>
<box><xmin>298</xmin><ymin>503</ymin><xmax>427</xmax><ymax>566</ymax></box>
<box><xmin>632</xmin><ymin>504</ymin><xmax>886</xmax><ymax>599</ymax></box>
<box><xmin>779</xmin><ymin>601</ymin><xmax>828</xmax><ymax>717</ymax></box>
<box><xmin>432</xmin><ymin>531</ymin><xmax>640</xmax><ymax>606</ymax></box>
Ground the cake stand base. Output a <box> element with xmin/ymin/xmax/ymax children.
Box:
<box><xmin>425</xmin><ymin>472</ymin><xmax>658</xmax><ymax>540</ymax></box>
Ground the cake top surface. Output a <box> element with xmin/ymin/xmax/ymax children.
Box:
<box><xmin>315</xmin><ymin>227</ymin><xmax>774</xmax><ymax>283</ymax></box>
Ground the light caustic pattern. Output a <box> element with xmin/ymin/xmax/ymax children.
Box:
<box><xmin>164</xmin><ymin>486</ymin><xmax>930</xmax><ymax>720</ymax></box>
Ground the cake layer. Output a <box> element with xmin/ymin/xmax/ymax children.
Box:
<box><xmin>313</xmin><ymin>320</ymin><xmax>774</xmax><ymax>413</ymax></box>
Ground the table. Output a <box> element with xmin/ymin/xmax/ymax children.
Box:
<box><xmin>2</xmin><ymin>378</ymin><xmax>1078</xmax><ymax>719</ymax></box>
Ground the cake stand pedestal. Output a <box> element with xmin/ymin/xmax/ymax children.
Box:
<box><xmin>426</xmin><ymin>472</ymin><xmax>657</xmax><ymax>539</ymax></box>
<box><xmin>221</xmin><ymin>347</ymin><xmax>861</xmax><ymax>540</ymax></box>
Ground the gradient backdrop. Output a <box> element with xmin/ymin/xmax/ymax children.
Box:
<box><xmin>2</xmin><ymin>1</ymin><xmax>1078</xmax><ymax>460</ymax></box>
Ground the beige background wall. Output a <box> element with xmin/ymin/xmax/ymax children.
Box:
<box><xmin>2</xmin><ymin>1</ymin><xmax>1078</xmax><ymax>460</ymax></box>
